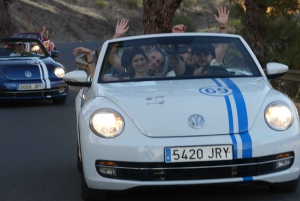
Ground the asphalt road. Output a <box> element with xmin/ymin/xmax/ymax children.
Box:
<box><xmin>0</xmin><ymin>41</ymin><xmax>299</xmax><ymax>201</ymax></box>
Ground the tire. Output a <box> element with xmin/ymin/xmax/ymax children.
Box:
<box><xmin>77</xmin><ymin>145</ymin><xmax>82</xmax><ymax>173</ymax></box>
<box><xmin>81</xmin><ymin>170</ymin><xmax>108</xmax><ymax>201</ymax></box>
<box><xmin>52</xmin><ymin>97</ymin><xmax>66</xmax><ymax>105</ymax></box>
<box><xmin>269</xmin><ymin>177</ymin><xmax>300</xmax><ymax>193</ymax></box>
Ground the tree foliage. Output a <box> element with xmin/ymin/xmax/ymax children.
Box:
<box><xmin>143</xmin><ymin>0</ymin><xmax>183</xmax><ymax>34</ymax></box>
<box><xmin>229</xmin><ymin>0</ymin><xmax>300</xmax><ymax>69</ymax></box>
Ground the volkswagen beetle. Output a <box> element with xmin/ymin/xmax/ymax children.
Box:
<box><xmin>0</xmin><ymin>38</ymin><xmax>68</xmax><ymax>104</ymax></box>
<box><xmin>63</xmin><ymin>33</ymin><xmax>300</xmax><ymax>200</ymax></box>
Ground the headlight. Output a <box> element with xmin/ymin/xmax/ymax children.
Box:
<box><xmin>31</xmin><ymin>45</ymin><xmax>40</xmax><ymax>52</ymax></box>
<box><xmin>54</xmin><ymin>67</ymin><xmax>65</xmax><ymax>78</ymax></box>
<box><xmin>90</xmin><ymin>109</ymin><xmax>124</xmax><ymax>138</ymax></box>
<box><xmin>265</xmin><ymin>102</ymin><xmax>293</xmax><ymax>130</ymax></box>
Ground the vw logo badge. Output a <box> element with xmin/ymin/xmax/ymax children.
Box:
<box><xmin>27</xmin><ymin>60</ymin><xmax>41</xmax><ymax>65</ymax></box>
<box><xmin>25</xmin><ymin>71</ymin><xmax>32</xmax><ymax>77</ymax></box>
<box><xmin>188</xmin><ymin>114</ymin><xmax>205</xmax><ymax>129</ymax></box>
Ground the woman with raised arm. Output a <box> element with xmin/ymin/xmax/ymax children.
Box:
<box><xmin>109</xmin><ymin>18</ymin><xmax>169</xmax><ymax>77</ymax></box>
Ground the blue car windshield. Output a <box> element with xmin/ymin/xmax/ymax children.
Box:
<box><xmin>0</xmin><ymin>39</ymin><xmax>49</xmax><ymax>58</ymax></box>
<box><xmin>99</xmin><ymin>35</ymin><xmax>262</xmax><ymax>82</ymax></box>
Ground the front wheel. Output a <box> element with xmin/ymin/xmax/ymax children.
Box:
<box><xmin>81</xmin><ymin>170</ymin><xmax>108</xmax><ymax>201</ymax></box>
<box><xmin>269</xmin><ymin>177</ymin><xmax>300</xmax><ymax>193</ymax></box>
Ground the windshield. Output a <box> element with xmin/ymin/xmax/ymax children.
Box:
<box><xmin>0</xmin><ymin>39</ymin><xmax>49</xmax><ymax>58</ymax></box>
<box><xmin>99</xmin><ymin>35</ymin><xmax>261</xmax><ymax>83</ymax></box>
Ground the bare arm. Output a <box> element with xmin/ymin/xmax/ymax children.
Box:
<box><xmin>214</xmin><ymin>6</ymin><xmax>230</xmax><ymax>63</ymax></box>
<box><xmin>41</xmin><ymin>26</ymin><xmax>46</xmax><ymax>38</ymax></box>
<box><xmin>169</xmin><ymin>54</ymin><xmax>186</xmax><ymax>76</ymax></box>
<box><xmin>108</xmin><ymin>46</ymin><xmax>125</xmax><ymax>73</ymax></box>
<box><xmin>73</xmin><ymin>47</ymin><xmax>95</xmax><ymax>78</ymax></box>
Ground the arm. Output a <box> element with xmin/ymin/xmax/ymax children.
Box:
<box><xmin>113</xmin><ymin>18</ymin><xmax>129</xmax><ymax>39</ymax></box>
<box><xmin>108</xmin><ymin>18</ymin><xmax>130</xmax><ymax>72</ymax></box>
<box><xmin>46</xmin><ymin>30</ymin><xmax>49</xmax><ymax>39</ymax></box>
<box><xmin>169</xmin><ymin>54</ymin><xmax>186</xmax><ymax>76</ymax></box>
<box><xmin>41</xmin><ymin>26</ymin><xmax>46</xmax><ymax>38</ymax></box>
<box><xmin>214</xmin><ymin>6</ymin><xmax>230</xmax><ymax>63</ymax></box>
<box><xmin>108</xmin><ymin>46</ymin><xmax>125</xmax><ymax>73</ymax></box>
<box><xmin>73</xmin><ymin>47</ymin><xmax>95</xmax><ymax>78</ymax></box>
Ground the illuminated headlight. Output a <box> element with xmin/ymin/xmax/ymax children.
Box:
<box><xmin>265</xmin><ymin>102</ymin><xmax>293</xmax><ymax>130</ymax></box>
<box><xmin>90</xmin><ymin>109</ymin><xmax>124</xmax><ymax>138</ymax></box>
<box><xmin>54</xmin><ymin>67</ymin><xmax>66</xmax><ymax>78</ymax></box>
<box><xmin>31</xmin><ymin>45</ymin><xmax>40</xmax><ymax>51</ymax></box>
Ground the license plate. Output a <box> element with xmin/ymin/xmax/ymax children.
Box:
<box><xmin>165</xmin><ymin>145</ymin><xmax>233</xmax><ymax>163</ymax></box>
<box><xmin>18</xmin><ymin>83</ymin><xmax>43</xmax><ymax>90</ymax></box>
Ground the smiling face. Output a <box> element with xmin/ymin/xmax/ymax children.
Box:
<box><xmin>131</xmin><ymin>54</ymin><xmax>147</xmax><ymax>74</ymax></box>
<box><xmin>147</xmin><ymin>50</ymin><xmax>164</xmax><ymax>72</ymax></box>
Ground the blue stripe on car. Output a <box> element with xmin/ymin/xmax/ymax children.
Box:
<box><xmin>243</xmin><ymin>176</ymin><xmax>253</xmax><ymax>182</ymax></box>
<box><xmin>212</xmin><ymin>78</ymin><xmax>237</xmax><ymax>158</ymax></box>
<box><xmin>221</xmin><ymin>78</ymin><xmax>252</xmax><ymax>158</ymax></box>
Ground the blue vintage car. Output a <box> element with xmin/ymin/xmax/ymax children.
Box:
<box><xmin>0</xmin><ymin>38</ymin><xmax>68</xmax><ymax>104</ymax></box>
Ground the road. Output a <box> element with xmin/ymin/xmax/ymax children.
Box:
<box><xmin>0</xmin><ymin>41</ymin><xmax>299</xmax><ymax>201</ymax></box>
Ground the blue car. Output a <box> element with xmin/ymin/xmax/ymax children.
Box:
<box><xmin>0</xmin><ymin>38</ymin><xmax>68</xmax><ymax>104</ymax></box>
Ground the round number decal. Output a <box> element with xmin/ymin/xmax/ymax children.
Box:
<box><xmin>199</xmin><ymin>87</ymin><xmax>232</xmax><ymax>96</ymax></box>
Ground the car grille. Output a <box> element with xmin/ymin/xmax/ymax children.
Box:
<box><xmin>95</xmin><ymin>152</ymin><xmax>294</xmax><ymax>181</ymax></box>
<box><xmin>0</xmin><ymin>89</ymin><xmax>62</xmax><ymax>98</ymax></box>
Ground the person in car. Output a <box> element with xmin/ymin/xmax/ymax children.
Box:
<box><xmin>169</xmin><ymin>6</ymin><xmax>229</xmax><ymax>76</ymax></box>
<box><xmin>107</xmin><ymin>46</ymin><xmax>152</xmax><ymax>80</ymax></box>
<box><xmin>73</xmin><ymin>46</ymin><xmax>151</xmax><ymax>81</ymax></box>
<box><xmin>9</xmin><ymin>42</ymin><xmax>25</xmax><ymax>56</ymax></box>
<box><xmin>109</xmin><ymin>18</ymin><xmax>169</xmax><ymax>77</ymax></box>
<box><xmin>41</xmin><ymin>26</ymin><xmax>49</xmax><ymax>41</ymax></box>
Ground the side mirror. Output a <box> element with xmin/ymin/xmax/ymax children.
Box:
<box><xmin>51</xmin><ymin>50</ymin><xmax>60</xmax><ymax>58</ymax></box>
<box><xmin>265</xmin><ymin>62</ymin><xmax>288</xmax><ymax>79</ymax></box>
<box><xmin>63</xmin><ymin>70</ymin><xmax>92</xmax><ymax>87</ymax></box>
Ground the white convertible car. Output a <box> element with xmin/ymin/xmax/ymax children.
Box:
<box><xmin>64</xmin><ymin>33</ymin><xmax>300</xmax><ymax>201</ymax></box>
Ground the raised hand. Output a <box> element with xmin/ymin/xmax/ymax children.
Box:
<box><xmin>214</xmin><ymin>6</ymin><xmax>229</xmax><ymax>26</ymax></box>
<box><xmin>172</xmin><ymin>24</ymin><xmax>186</xmax><ymax>33</ymax></box>
<box><xmin>73</xmin><ymin>47</ymin><xmax>92</xmax><ymax>56</ymax></box>
<box><xmin>114</xmin><ymin>18</ymin><xmax>129</xmax><ymax>38</ymax></box>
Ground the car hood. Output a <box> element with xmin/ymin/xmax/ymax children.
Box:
<box><xmin>0</xmin><ymin>57</ymin><xmax>58</xmax><ymax>80</ymax></box>
<box><xmin>98</xmin><ymin>77</ymin><xmax>271</xmax><ymax>137</ymax></box>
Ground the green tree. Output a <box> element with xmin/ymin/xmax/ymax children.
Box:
<box><xmin>230</xmin><ymin>0</ymin><xmax>300</xmax><ymax>69</ymax></box>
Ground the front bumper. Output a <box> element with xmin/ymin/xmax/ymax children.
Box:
<box><xmin>0</xmin><ymin>81</ymin><xmax>68</xmax><ymax>100</ymax></box>
<box><xmin>81</xmin><ymin>128</ymin><xmax>300</xmax><ymax>191</ymax></box>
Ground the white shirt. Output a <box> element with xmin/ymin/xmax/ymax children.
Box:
<box><xmin>9</xmin><ymin>53</ymin><xmax>21</xmax><ymax>56</ymax></box>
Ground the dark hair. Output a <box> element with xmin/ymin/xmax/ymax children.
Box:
<box><xmin>121</xmin><ymin>47</ymin><xmax>147</xmax><ymax>78</ymax></box>
<box><xmin>128</xmin><ymin>47</ymin><xmax>147</xmax><ymax>65</ymax></box>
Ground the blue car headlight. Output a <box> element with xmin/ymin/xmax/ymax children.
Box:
<box><xmin>54</xmin><ymin>67</ymin><xmax>66</xmax><ymax>78</ymax></box>
<box><xmin>265</xmin><ymin>102</ymin><xmax>293</xmax><ymax>130</ymax></box>
<box><xmin>90</xmin><ymin>109</ymin><xmax>125</xmax><ymax>138</ymax></box>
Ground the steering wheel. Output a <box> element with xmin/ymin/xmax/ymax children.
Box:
<box><xmin>21</xmin><ymin>52</ymin><xmax>33</xmax><ymax>56</ymax></box>
<box><xmin>201</xmin><ymin>66</ymin><xmax>230</xmax><ymax>75</ymax></box>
